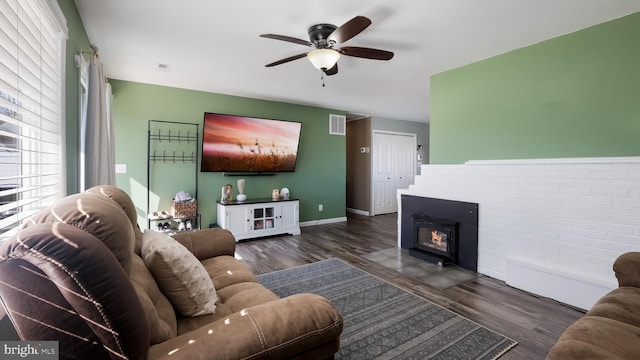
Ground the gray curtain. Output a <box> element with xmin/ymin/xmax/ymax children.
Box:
<box><xmin>83</xmin><ymin>55</ymin><xmax>115</xmax><ymax>189</ymax></box>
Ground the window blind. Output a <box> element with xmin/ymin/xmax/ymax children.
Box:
<box><xmin>0</xmin><ymin>0</ymin><xmax>67</xmax><ymax>243</ymax></box>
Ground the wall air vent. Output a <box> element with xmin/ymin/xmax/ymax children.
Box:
<box><xmin>329</xmin><ymin>114</ymin><xmax>346</xmax><ymax>135</ymax></box>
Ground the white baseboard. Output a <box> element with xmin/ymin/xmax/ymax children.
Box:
<box><xmin>505</xmin><ymin>256</ymin><xmax>617</xmax><ymax>311</ymax></box>
<box><xmin>300</xmin><ymin>217</ymin><xmax>348</xmax><ymax>227</ymax></box>
<box><xmin>346</xmin><ymin>208</ymin><xmax>370</xmax><ymax>216</ymax></box>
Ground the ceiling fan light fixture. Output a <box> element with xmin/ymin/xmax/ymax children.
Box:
<box><xmin>307</xmin><ymin>49</ymin><xmax>340</xmax><ymax>71</ymax></box>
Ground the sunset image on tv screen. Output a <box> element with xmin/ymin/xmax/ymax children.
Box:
<box><xmin>201</xmin><ymin>113</ymin><xmax>302</xmax><ymax>172</ymax></box>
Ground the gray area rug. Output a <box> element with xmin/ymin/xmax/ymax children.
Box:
<box><xmin>257</xmin><ymin>258</ymin><xmax>517</xmax><ymax>360</ymax></box>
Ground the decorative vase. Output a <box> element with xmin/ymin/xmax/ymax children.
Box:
<box><xmin>236</xmin><ymin>179</ymin><xmax>247</xmax><ymax>202</ymax></box>
<box><xmin>272</xmin><ymin>188</ymin><xmax>280</xmax><ymax>201</ymax></box>
<box><xmin>221</xmin><ymin>184</ymin><xmax>233</xmax><ymax>203</ymax></box>
<box><xmin>237</xmin><ymin>179</ymin><xmax>245</xmax><ymax>194</ymax></box>
<box><xmin>280</xmin><ymin>187</ymin><xmax>290</xmax><ymax>200</ymax></box>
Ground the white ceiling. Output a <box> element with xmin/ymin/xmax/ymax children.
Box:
<box><xmin>73</xmin><ymin>0</ymin><xmax>640</xmax><ymax>123</ymax></box>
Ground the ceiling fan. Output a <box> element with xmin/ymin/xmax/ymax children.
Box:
<box><xmin>260</xmin><ymin>16</ymin><xmax>394</xmax><ymax>76</ymax></box>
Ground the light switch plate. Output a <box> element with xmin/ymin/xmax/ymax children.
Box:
<box><xmin>115</xmin><ymin>163</ymin><xmax>127</xmax><ymax>174</ymax></box>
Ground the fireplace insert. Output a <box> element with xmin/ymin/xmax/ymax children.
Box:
<box><xmin>401</xmin><ymin>195</ymin><xmax>478</xmax><ymax>271</ymax></box>
<box><xmin>412</xmin><ymin>214</ymin><xmax>458</xmax><ymax>265</ymax></box>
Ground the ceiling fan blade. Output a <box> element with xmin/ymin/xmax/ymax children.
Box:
<box><xmin>265</xmin><ymin>52</ymin><xmax>309</xmax><ymax>67</ymax></box>
<box><xmin>323</xmin><ymin>63</ymin><xmax>338</xmax><ymax>76</ymax></box>
<box><xmin>260</xmin><ymin>34</ymin><xmax>313</xmax><ymax>47</ymax></box>
<box><xmin>338</xmin><ymin>46</ymin><xmax>394</xmax><ymax>60</ymax></box>
<box><xmin>328</xmin><ymin>16</ymin><xmax>372</xmax><ymax>44</ymax></box>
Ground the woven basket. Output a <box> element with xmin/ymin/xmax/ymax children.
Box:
<box><xmin>171</xmin><ymin>200</ymin><xmax>197</xmax><ymax>218</ymax></box>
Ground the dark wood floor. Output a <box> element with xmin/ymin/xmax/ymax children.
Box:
<box><xmin>235</xmin><ymin>213</ymin><xmax>584</xmax><ymax>360</ymax></box>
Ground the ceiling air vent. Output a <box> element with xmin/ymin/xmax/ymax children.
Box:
<box><xmin>329</xmin><ymin>114</ymin><xmax>346</xmax><ymax>135</ymax></box>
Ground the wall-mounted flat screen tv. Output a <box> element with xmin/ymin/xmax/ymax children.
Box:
<box><xmin>201</xmin><ymin>112</ymin><xmax>302</xmax><ymax>173</ymax></box>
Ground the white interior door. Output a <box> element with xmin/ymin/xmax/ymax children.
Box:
<box><xmin>372</xmin><ymin>131</ymin><xmax>416</xmax><ymax>215</ymax></box>
<box><xmin>373</xmin><ymin>132</ymin><xmax>395</xmax><ymax>215</ymax></box>
<box><xmin>395</xmin><ymin>135</ymin><xmax>415</xmax><ymax>191</ymax></box>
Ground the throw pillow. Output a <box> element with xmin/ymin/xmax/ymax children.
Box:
<box><xmin>141</xmin><ymin>230</ymin><xmax>218</xmax><ymax>316</ymax></box>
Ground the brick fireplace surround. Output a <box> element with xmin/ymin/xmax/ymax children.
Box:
<box><xmin>398</xmin><ymin>157</ymin><xmax>640</xmax><ymax>310</ymax></box>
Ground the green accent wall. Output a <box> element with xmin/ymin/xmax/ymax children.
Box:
<box><xmin>430</xmin><ymin>12</ymin><xmax>640</xmax><ymax>164</ymax></box>
<box><xmin>110</xmin><ymin>80</ymin><xmax>346</xmax><ymax>228</ymax></box>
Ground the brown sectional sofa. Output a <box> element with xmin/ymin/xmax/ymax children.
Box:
<box><xmin>546</xmin><ymin>252</ymin><xmax>640</xmax><ymax>359</ymax></box>
<box><xmin>0</xmin><ymin>185</ymin><xmax>343</xmax><ymax>359</ymax></box>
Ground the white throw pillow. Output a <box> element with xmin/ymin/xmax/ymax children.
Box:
<box><xmin>141</xmin><ymin>230</ymin><xmax>217</xmax><ymax>316</ymax></box>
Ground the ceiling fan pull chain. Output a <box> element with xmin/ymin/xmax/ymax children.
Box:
<box><xmin>321</xmin><ymin>73</ymin><xmax>325</xmax><ymax>87</ymax></box>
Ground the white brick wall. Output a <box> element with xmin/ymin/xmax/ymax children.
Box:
<box><xmin>398</xmin><ymin>157</ymin><xmax>640</xmax><ymax>309</ymax></box>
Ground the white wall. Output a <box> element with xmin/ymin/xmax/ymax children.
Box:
<box><xmin>398</xmin><ymin>157</ymin><xmax>640</xmax><ymax>310</ymax></box>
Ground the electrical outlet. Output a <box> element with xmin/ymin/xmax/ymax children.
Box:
<box><xmin>318</xmin><ymin>204</ymin><xmax>323</xmax><ymax>212</ymax></box>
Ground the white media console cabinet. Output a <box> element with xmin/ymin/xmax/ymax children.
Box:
<box><xmin>216</xmin><ymin>198</ymin><xmax>301</xmax><ymax>241</ymax></box>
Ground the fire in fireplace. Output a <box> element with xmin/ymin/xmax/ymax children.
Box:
<box><xmin>412</xmin><ymin>214</ymin><xmax>458</xmax><ymax>265</ymax></box>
